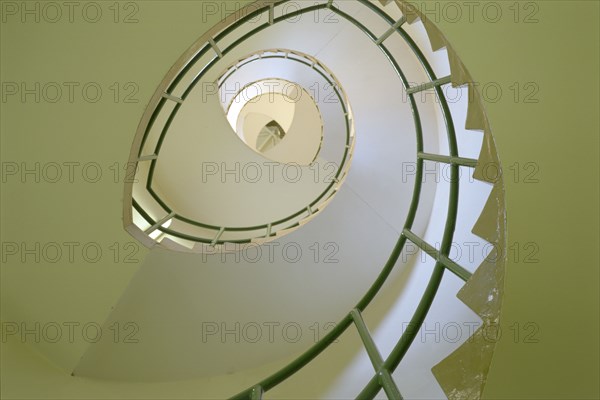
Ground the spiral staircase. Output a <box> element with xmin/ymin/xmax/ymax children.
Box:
<box><xmin>1</xmin><ymin>1</ymin><xmax>508</xmax><ymax>399</ymax></box>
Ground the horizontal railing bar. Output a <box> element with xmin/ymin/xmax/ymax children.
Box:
<box><xmin>350</xmin><ymin>309</ymin><xmax>384</xmax><ymax>370</ymax></box>
<box><xmin>418</xmin><ymin>152</ymin><xmax>478</xmax><ymax>168</ymax></box>
<box><xmin>376</xmin><ymin>15</ymin><xmax>406</xmax><ymax>45</ymax></box>
<box><xmin>144</xmin><ymin>212</ymin><xmax>175</xmax><ymax>235</ymax></box>
<box><xmin>157</xmin><ymin>226</ymin><xmax>251</xmax><ymax>245</ymax></box>
<box><xmin>161</xmin><ymin>92</ymin><xmax>183</xmax><ymax>104</ymax></box>
<box><xmin>351</xmin><ymin>309</ymin><xmax>404</xmax><ymax>399</ymax></box>
<box><xmin>406</xmin><ymin>75</ymin><xmax>452</xmax><ymax>94</ymax></box>
<box><xmin>402</xmin><ymin>229</ymin><xmax>472</xmax><ymax>282</ymax></box>
<box><xmin>210</xmin><ymin>227</ymin><xmax>225</xmax><ymax>247</ymax></box>
<box><xmin>379</xmin><ymin>370</ymin><xmax>403</xmax><ymax>400</ymax></box>
<box><xmin>266</xmin><ymin>223</ymin><xmax>272</xmax><ymax>238</ymax></box>
<box><xmin>137</xmin><ymin>154</ymin><xmax>158</xmax><ymax>162</ymax></box>
<box><xmin>208</xmin><ymin>37</ymin><xmax>223</xmax><ymax>58</ymax></box>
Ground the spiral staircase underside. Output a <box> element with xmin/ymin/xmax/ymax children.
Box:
<box><xmin>1</xmin><ymin>1</ymin><xmax>507</xmax><ymax>399</ymax></box>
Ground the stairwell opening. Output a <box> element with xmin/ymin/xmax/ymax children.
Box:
<box><xmin>224</xmin><ymin>78</ymin><xmax>325</xmax><ymax>166</ymax></box>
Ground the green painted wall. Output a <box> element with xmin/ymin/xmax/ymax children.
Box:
<box><xmin>435</xmin><ymin>1</ymin><xmax>599</xmax><ymax>398</ymax></box>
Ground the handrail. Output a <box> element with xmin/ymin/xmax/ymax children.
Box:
<box><xmin>230</xmin><ymin>1</ymin><xmax>471</xmax><ymax>398</ymax></box>
<box><xmin>133</xmin><ymin>48</ymin><xmax>354</xmax><ymax>245</ymax></box>
<box><xmin>123</xmin><ymin>0</ymin><xmax>484</xmax><ymax>397</ymax></box>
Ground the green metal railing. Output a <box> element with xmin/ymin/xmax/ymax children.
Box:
<box><xmin>221</xmin><ymin>1</ymin><xmax>477</xmax><ymax>399</ymax></box>
<box><xmin>133</xmin><ymin>47</ymin><xmax>354</xmax><ymax>246</ymax></box>
<box><xmin>216</xmin><ymin>49</ymin><xmax>351</xmax><ymax>178</ymax></box>
<box><xmin>128</xmin><ymin>0</ymin><xmax>481</xmax><ymax>397</ymax></box>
